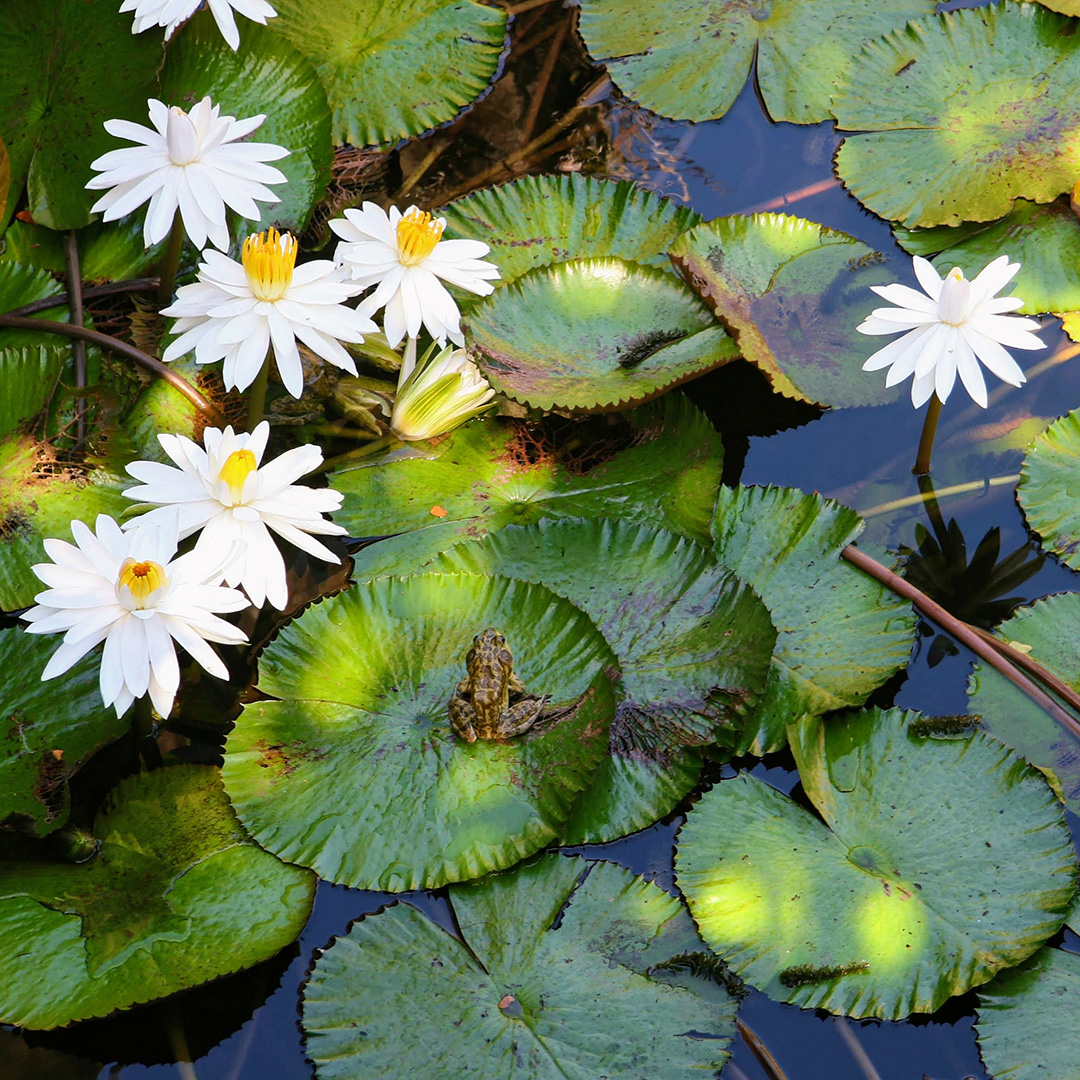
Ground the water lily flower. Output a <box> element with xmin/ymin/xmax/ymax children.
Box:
<box><xmin>123</xmin><ymin>421</ymin><xmax>347</xmax><ymax>610</ymax></box>
<box><xmin>23</xmin><ymin>512</ymin><xmax>248</xmax><ymax>719</ymax></box>
<box><xmin>86</xmin><ymin>96</ymin><xmax>289</xmax><ymax>250</ymax></box>
<box><xmin>390</xmin><ymin>344</ymin><xmax>496</xmax><ymax>442</ymax></box>
<box><xmin>329</xmin><ymin>203</ymin><xmax>500</xmax><ymax>349</ymax></box>
<box><xmin>857</xmin><ymin>255</ymin><xmax>1044</xmax><ymax>408</ymax></box>
<box><xmin>161</xmin><ymin>227</ymin><xmax>376</xmax><ymax>398</ymax></box>
<box><xmin>120</xmin><ymin>0</ymin><xmax>276</xmax><ymax>50</ymax></box>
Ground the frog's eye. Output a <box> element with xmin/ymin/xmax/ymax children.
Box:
<box><xmin>492</xmin><ymin>633</ymin><xmax>505</xmax><ymax>646</ymax></box>
<box><xmin>498</xmin><ymin>648</ymin><xmax>512</xmax><ymax>665</ymax></box>
<box><xmin>466</xmin><ymin>646</ymin><xmax>477</xmax><ymax>666</ymax></box>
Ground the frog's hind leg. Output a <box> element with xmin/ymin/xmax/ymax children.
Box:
<box><xmin>449</xmin><ymin>691</ymin><xmax>479</xmax><ymax>743</ymax></box>
<box><xmin>498</xmin><ymin>694</ymin><xmax>550</xmax><ymax>738</ymax></box>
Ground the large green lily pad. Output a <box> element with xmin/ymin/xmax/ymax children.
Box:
<box><xmin>676</xmin><ymin>708</ymin><xmax>1077</xmax><ymax>1019</ymax></box>
<box><xmin>437</xmin><ymin>518</ymin><xmax>776</xmax><ymax>842</ymax></box>
<box><xmin>670</xmin><ymin>213</ymin><xmax>900</xmax><ymax>406</ymax></box>
<box><xmin>302</xmin><ymin>854</ymin><xmax>738</xmax><ymax>1079</ymax></box>
<box><xmin>442</xmin><ymin>174</ymin><xmax>703</xmax><ymax>284</ymax></box>
<box><xmin>0</xmin><ymin>766</ymin><xmax>315</xmax><ymax>1029</ymax></box>
<box><xmin>975</xmin><ymin>943</ymin><xmax>1080</xmax><ymax>1080</ymax></box>
<box><xmin>331</xmin><ymin>394</ymin><xmax>725</xmax><ymax>577</ymax></box>
<box><xmin>0</xmin><ymin>263</ymin><xmax>70</xmax><ymax>351</ymax></box>
<box><xmin>966</xmin><ymin>593</ymin><xmax>1080</xmax><ymax>819</ymax></box>
<box><xmin>713</xmin><ymin>485</ymin><xmax>916</xmax><ymax>755</ymax></box>
<box><xmin>833</xmin><ymin>3</ymin><xmax>1080</xmax><ymax>227</ymax></box>
<box><xmin>222</xmin><ymin>573</ymin><xmax>618</xmax><ymax>891</ymax></box>
<box><xmin>0</xmin><ymin>628</ymin><xmax>129</xmax><ymax>838</ymax></box>
<box><xmin>270</xmin><ymin>0</ymin><xmax>507</xmax><ymax>147</ymax></box>
<box><xmin>0</xmin><ymin>348</ymin><xmax>65</xmax><ymax>439</ymax></box>
<box><xmin>577</xmin><ymin>0</ymin><xmax>934</xmax><ymax>125</ymax></box>
<box><xmin>1019</xmin><ymin>409</ymin><xmax>1080</xmax><ymax>571</ymax></box>
<box><xmin>161</xmin><ymin>12</ymin><xmax>332</xmax><ymax>241</ymax></box>
<box><xmin>0</xmin><ymin>0</ymin><xmax>162</xmax><ymax>232</ymax></box>
<box><xmin>467</xmin><ymin>257</ymin><xmax>739</xmax><ymax>412</ymax></box>
<box><xmin>894</xmin><ymin>197</ymin><xmax>1080</xmax><ymax>316</ymax></box>
<box><xmin>0</xmin><ymin>219</ymin><xmax>162</xmax><ymax>281</ymax></box>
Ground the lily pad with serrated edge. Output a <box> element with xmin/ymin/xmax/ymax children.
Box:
<box><xmin>676</xmin><ymin>707</ymin><xmax>1077</xmax><ymax>1019</ymax></box>
<box><xmin>270</xmin><ymin>0</ymin><xmax>507</xmax><ymax>147</ymax></box>
<box><xmin>0</xmin><ymin>264</ymin><xmax>70</xmax><ymax>351</ymax></box>
<box><xmin>966</xmin><ymin>593</ymin><xmax>1080</xmax><ymax>819</ymax></box>
<box><xmin>0</xmin><ymin>0</ymin><xmax>161</xmax><ymax>232</ymax></box>
<box><xmin>0</xmin><ymin>765</ymin><xmax>315</xmax><ymax>1029</ymax></box>
<box><xmin>670</xmin><ymin>213</ymin><xmax>900</xmax><ymax>406</ymax></box>
<box><xmin>161</xmin><ymin>12</ymin><xmax>332</xmax><ymax>241</ymax></box>
<box><xmin>222</xmin><ymin>573</ymin><xmax>617</xmax><ymax>891</ymax></box>
<box><xmin>894</xmin><ymin>197</ymin><xmax>1080</xmax><ymax>315</ymax></box>
<box><xmin>577</xmin><ymin>0</ymin><xmax>935</xmax><ymax>125</ymax></box>
<box><xmin>442</xmin><ymin>174</ymin><xmax>703</xmax><ymax>284</ymax></box>
<box><xmin>0</xmin><ymin>348</ymin><xmax>65</xmax><ymax>439</ymax></box>
<box><xmin>1019</xmin><ymin>409</ymin><xmax>1080</xmax><ymax>571</ymax></box>
<box><xmin>302</xmin><ymin>854</ymin><xmax>738</xmax><ymax>1080</ymax></box>
<box><xmin>437</xmin><ymin>518</ymin><xmax>777</xmax><ymax>843</ymax></box>
<box><xmin>466</xmin><ymin>257</ymin><xmax>739</xmax><ymax>412</ymax></box>
<box><xmin>833</xmin><ymin>3</ymin><xmax>1080</xmax><ymax>228</ymax></box>
<box><xmin>0</xmin><ymin>628</ymin><xmax>129</xmax><ymax>838</ymax></box>
<box><xmin>712</xmin><ymin>485</ymin><xmax>916</xmax><ymax>756</ymax></box>
<box><xmin>330</xmin><ymin>394</ymin><xmax>725</xmax><ymax>578</ymax></box>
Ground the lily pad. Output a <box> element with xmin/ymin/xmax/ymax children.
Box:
<box><xmin>467</xmin><ymin>258</ymin><xmax>739</xmax><ymax>411</ymax></box>
<box><xmin>966</xmin><ymin>593</ymin><xmax>1080</xmax><ymax>819</ymax></box>
<box><xmin>442</xmin><ymin>174</ymin><xmax>703</xmax><ymax>284</ymax></box>
<box><xmin>161</xmin><ymin>12</ymin><xmax>333</xmax><ymax>240</ymax></box>
<box><xmin>577</xmin><ymin>0</ymin><xmax>935</xmax><ymax>124</ymax></box>
<box><xmin>0</xmin><ymin>0</ymin><xmax>161</xmax><ymax>232</ymax></box>
<box><xmin>0</xmin><ymin>263</ymin><xmax>70</xmax><ymax>351</ymax></box>
<box><xmin>893</xmin><ymin>197</ymin><xmax>1080</xmax><ymax>315</ymax></box>
<box><xmin>670</xmin><ymin>213</ymin><xmax>899</xmax><ymax>406</ymax></box>
<box><xmin>437</xmin><ymin>518</ymin><xmax>776</xmax><ymax>842</ymax></box>
<box><xmin>0</xmin><ymin>765</ymin><xmax>316</xmax><ymax>1029</ymax></box>
<box><xmin>712</xmin><ymin>485</ymin><xmax>916</xmax><ymax>755</ymax></box>
<box><xmin>676</xmin><ymin>708</ymin><xmax>1077</xmax><ymax>1019</ymax></box>
<box><xmin>1019</xmin><ymin>409</ymin><xmax>1080</xmax><ymax>571</ymax></box>
<box><xmin>975</xmin><ymin>944</ymin><xmax>1080</xmax><ymax>1080</ymax></box>
<box><xmin>222</xmin><ymin>573</ymin><xmax>618</xmax><ymax>891</ymax></box>
<box><xmin>0</xmin><ymin>219</ymin><xmax>163</xmax><ymax>281</ymax></box>
<box><xmin>833</xmin><ymin>3</ymin><xmax>1080</xmax><ymax>227</ymax></box>
<box><xmin>0</xmin><ymin>348</ymin><xmax>65</xmax><ymax>439</ymax></box>
<box><xmin>0</xmin><ymin>628</ymin><xmax>129</xmax><ymax>837</ymax></box>
<box><xmin>330</xmin><ymin>394</ymin><xmax>725</xmax><ymax>577</ymax></box>
<box><xmin>302</xmin><ymin>854</ymin><xmax>738</xmax><ymax>1079</ymax></box>
<box><xmin>270</xmin><ymin>0</ymin><xmax>508</xmax><ymax>147</ymax></box>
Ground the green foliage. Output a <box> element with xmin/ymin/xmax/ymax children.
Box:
<box><xmin>1019</xmin><ymin>409</ymin><xmax>1080</xmax><ymax>571</ymax></box>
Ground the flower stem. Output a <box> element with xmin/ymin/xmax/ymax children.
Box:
<box><xmin>246</xmin><ymin>354</ymin><xmax>271</xmax><ymax>431</ymax></box>
<box><xmin>156</xmin><ymin>210</ymin><xmax>185</xmax><ymax>307</ymax></box>
<box><xmin>63</xmin><ymin>229</ymin><xmax>87</xmax><ymax>448</ymax></box>
<box><xmin>912</xmin><ymin>393</ymin><xmax>943</xmax><ymax>475</ymax></box>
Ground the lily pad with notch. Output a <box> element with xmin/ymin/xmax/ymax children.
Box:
<box><xmin>222</xmin><ymin>573</ymin><xmax>618</xmax><ymax>891</ymax></box>
<box><xmin>330</xmin><ymin>394</ymin><xmax>725</xmax><ymax>577</ymax></box>
<box><xmin>676</xmin><ymin>707</ymin><xmax>1077</xmax><ymax>1019</ymax></box>
<box><xmin>1019</xmin><ymin>409</ymin><xmax>1080</xmax><ymax>573</ymax></box>
<box><xmin>302</xmin><ymin>853</ymin><xmax>739</xmax><ymax>1079</ymax></box>
<box><xmin>712</xmin><ymin>485</ymin><xmax>916</xmax><ymax>755</ymax></box>
<box><xmin>0</xmin><ymin>765</ymin><xmax>316</xmax><ymax>1029</ymax></box>
<box><xmin>466</xmin><ymin>257</ymin><xmax>739</xmax><ymax>412</ymax></box>
<box><xmin>270</xmin><ymin>0</ymin><xmax>508</xmax><ymax>147</ymax></box>
<box><xmin>670</xmin><ymin>213</ymin><xmax>900</xmax><ymax>406</ymax></box>
<box><xmin>437</xmin><ymin>518</ymin><xmax>777</xmax><ymax>842</ymax></box>
<box><xmin>833</xmin><ymin>3</ymin><xmax>1080</xmax><ymax>227</ymax></box>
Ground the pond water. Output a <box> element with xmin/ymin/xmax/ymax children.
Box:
<box><xmin>5</xmin><ymin>1</ymin><xmax>1080</xmax><ymax>1077</ymax></box>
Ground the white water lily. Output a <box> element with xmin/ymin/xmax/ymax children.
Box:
<box><xmin>120</xmin><ymin>0</ymin><xmax>276</xmax><ymax>50</ymax></box>
<box><xmin>329</xmin><ymin>202</ymin><xmax>500</xmax><ymax>349</ymax></box>
<box><xmin>390</xmin><ymin>344</ymin><xmax>496</xmax><ymax>442</ymax></box>
<box><xmin>858</xmin><ymin>255</ymin><xmax>1045</xmax><ymax>408</ymax></box>
<box><xmin>23</xmin><ymin>512</ymin><xmax>248</xmax><ymax>719</ymax></box>
<box><xmin>86</xmin><ymin>96</ymin><xmax>289</xmax><ymax>250</ymax></box>
<box><xmin>123</xmin><ymin>421</ymin><xmax>346</xmax><ymax>610</ymax></box>
<box><xmin>161</xmin><ymin>227</ymin><xmax>376</xmax><ymax>398</ymax></box>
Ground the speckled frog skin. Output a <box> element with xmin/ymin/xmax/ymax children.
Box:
<box><xmin>448</xmin><ymin>628</ymin><xmax>548</xmax><ymax>742</ymax></box>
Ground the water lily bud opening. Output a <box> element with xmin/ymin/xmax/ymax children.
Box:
<box><xmin>165</xmin><ymin>106</ymin><xmax>200</xmax><ymax>165</ymax></box>
<box><xmin>390</xmin><ymin>345</ymin><xmax>496</xmax><ymax>442</ymax></box>
<box><xmin>219</xmin><ymin>448</ymin><xmax>258</xmax><ymax>502</ymax></box>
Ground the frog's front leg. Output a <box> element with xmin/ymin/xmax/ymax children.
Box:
<box><xmin>497</xmin><ymin>694</ymin><xmax>550</xmax><ymax>739</ymax></box>
<box><xmin>449</xmin><ymin>682</ymin><xmax>478</xmax><ymax>743</ymax></box>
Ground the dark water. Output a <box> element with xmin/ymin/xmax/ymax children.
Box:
<box><xmin>15</xmin><ymin>14</ymin><xmax>1080</xmax><ymax>1079</ymax></box>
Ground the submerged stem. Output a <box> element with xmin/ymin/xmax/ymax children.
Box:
<box><xmin>912</xmin><ymin>393</ymin><xmax>943</xmax><ymax>475</ymax></box>
<box><xmin>156</xmin><ymin>210</ymin><xmax>185</xmax><ymax>307</ymax></box>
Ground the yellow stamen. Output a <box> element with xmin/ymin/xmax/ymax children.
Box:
<box><xmin>946</xmin><ymin>267</ymin><xmax>965</xmax><ymax>283</ymax></box>
<box><xmin>219</xmin><ymin>448</ymin><xmax>258</xmax><ymax>500</ymax></box>
<box><xmin>242</xmin><ymin>227</ymin><xmax>297</xmax><ymax>301</ymax></box>
<box><xmin>118</xmin><ymin>559</ymin><xmax>167</xmax><ymax>608</ymax></box>
<box><xmin>396</xmin><ymin>208</ymin><xmax>444</xmax><ymax>266</ymax></box>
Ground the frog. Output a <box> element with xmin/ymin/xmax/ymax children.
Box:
<box><xmin>449</xmin><ymin>628</ymin><xmax>549</xmax><ymax>743</ymax></box>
